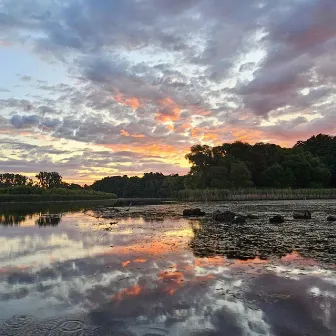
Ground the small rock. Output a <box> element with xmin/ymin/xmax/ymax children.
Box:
<box><xmin>246</xmin><ymin>214</ymin><xmax>258</xmax><ymax>220</ymax></box>
<box><xmin>183</xmin><ymin>208</ymin><xmax>206</xmax><ymax>217</ymax></box>
<box><xmin>327</xmin><ymin>215</ymin><xmax>336</xmax><ymax>222</ymax></box>
<box><xmin>269</xmin><ymin>215</ymin><xmax>285</xmax><ymax>224</ymax></box>
<box><xmin>213</xmin><ymin>211</ymin><xmax>236</xmax><ymax>222</ymax></box>
<box><xmin>232</xmin><ymin>215</ymin><xmax>247</xmax><ymax>224</ymax></box>
<box><xmin>293</xmin><ymin>210</ymin><xmax>311</xmax><ymax>219</ymax></box>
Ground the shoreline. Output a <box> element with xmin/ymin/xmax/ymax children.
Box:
<box><xmin>0</xmin><ymin>195</ymin><xmax>336</xmax><ymax>205</ymax></box>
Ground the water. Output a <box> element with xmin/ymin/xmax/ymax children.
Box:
<box><xmin>0</xmin><ymin>201</ymin><xmax>335</xmax><ymax>335</ymax></box>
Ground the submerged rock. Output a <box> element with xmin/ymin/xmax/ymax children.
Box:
<box><xmin>246</xmin><ymin>214</ymin><xmax>258</xmax><ymax>220</ymax></box>
<box><xmin>232</xmin><ymin>215</ymin><xmax>247</xmax><ymax>224</ymax></box>
<box><xmin>183</xmin><ymin>208</ymin><xmax>206</xmax><ymax>217</ymax></box>
<box><xmin>269</xmin><ymin>215</ymin><xmax>285</xmax><ymax>224</ymax></box>
<box><xmin>213</xmin><ymin>211</ymin><xmax>236</xmax><ymax>222</ymax></box>
<box><xmin>293</xmin><ymin>210</ymin><xmax>312</xmax><ymax>219</ymax></box>
<box><xmin>327</xmin><ymin>215</ymin><xmax>336</xmax><ymax>222</ymax></box>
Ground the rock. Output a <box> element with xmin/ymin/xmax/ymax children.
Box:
<box><xmin>246</xmin><ymin>214</ymin><xmax>258</xmax><ymax>220</ymax></box>
<box><xmin>293</xmin><ymin>210</ymin><xmax>311</xmax><ymax>219</ymax></box>
<box><xmin>327</xmin><ymin>215</ymin><xmax>336</xmax><ymax>222</ymax></box>
<box><xmin>269</xmin><ymin>215</ymin><xmax>285</xmax><ymax>224</ymax></box>
<box><xmin>213</xmin><ymin>211</ymin><xmax>236</xmax><ymax>222</ymax></box>
<box><xmin>183</xmin><ymin>208</ymin><xmax>206</xmax><ymax>217</ymax></box>
<box><xmin>232</xmin><ymin>215</ymin><xmax>247</xmax><ymax>224</ymax></box>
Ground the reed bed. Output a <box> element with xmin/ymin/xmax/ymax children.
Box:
<box><xmin>177</xmin><ymin>188</ymin><xmax>336</xmax><ymax>202</ymax></box>
<box><xmin>0</xmin><ymin>187</ymin><xmax>116</xmax><ymax>203</ymax></box>
<box><xmin>0</xmin><ymin>194</ymin><xmax>116</xmax><ymax>203</ymax></box>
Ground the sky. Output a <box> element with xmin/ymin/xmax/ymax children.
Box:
<box><xmin>0</xmin><ymin>0</ymin><xmax>336</xmax><ymax>184</ymax></box>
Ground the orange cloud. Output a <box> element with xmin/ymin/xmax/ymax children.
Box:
<box><xmin>234</xmin><ymin>257</ymin><xmax>268</xmax><ymax>265</ymax></box>
<box><xmin>202</xmin><ymin>133</ymin><xmax>220</xmax><ymax>143</ymax></box>
<box><xmin>134</xmin><ymin>258</ymin><xmax>147</xmax><ymax>263</ymax></box>
<box><xmin>158</xmin><ymin>270</ymin><xmax>185</xmax><ymax>296</ymax></box>
<box><xmin>121</xmin><ymin>260</ymin><xmax>131</xmax><ymax>268</ymax></box>
<box><xmin>120</xmin><ymin>258</ymin><xmax>147</xmax><ymax>268</ymax></box>
<box><xmin>108</xmin><ymin>241</ymin><xmax>183</xmax><ymax>257</ymax></box>
<box><xmin>104</xmin><ymin>142</ymin><xmax>187</xmax><ymax>158</ymax></box>
<box><xmin>155</xmin><ymin>97</ymin><xmax>182</xmax><ymax>123</ymax></box>
<box><xmin>121</xmin><ymin>129</ymin><xmax>130</xmax><ymax>137</ymax></box>
<box><xmin>195</xmin><ymin>256</ymin><xmax>224</xmax><ymax>267</ymax></box>
<box><xmin>196</xmin><ymin>274</ymin><xmax>217</xmax><ymax>282</ymax></box>
<box><xmin>113</xmin><ymin>284</ymin><xmax>142</xmax><ymax>301</ymax></box>
<box><xmin>115</xmin><ymin>93</ymin><xmax>141</xmax><ymax>110</ymax></box>
<box><xmin>165</xmin><ymin>124</ymin><xmax>175</xmax><ymax>132</ymax></box>
<box><xmin>189</xmin><ymin>105</ymin><xmax>211</xmax><ymax>116</ymax></box>
<box><xmin>158</xmin><ymin>270</ymin><xmax>184</xmax><ymax>282</ymax></box>
<box><xmin>120</xmin><ymin>130</ymin><xmax>145</xmax><ymax>138</ymax></box>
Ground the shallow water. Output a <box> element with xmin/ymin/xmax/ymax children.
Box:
<box><xmin>0</xmin><ymin>201</ymin><xmax>335</xmax><ymax>335</ymax></box>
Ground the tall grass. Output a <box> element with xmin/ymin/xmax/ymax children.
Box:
<box><xmin>177</xmin><ymin>188</ymin><xmax>336</xmax><ymax>202</ymax></box>
<box><xmin>0</xmin><ymin>186</ymin><xmax>116</xmax><ymax>203</ymax></box>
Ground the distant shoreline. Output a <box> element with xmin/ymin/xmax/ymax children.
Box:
<box><xmin>177</xmin><ymin>188</ymin><xmax>336</xmax><ymax>202</ymax></box>
<box><xmin>0</xmin><ymin>189</ymin><xmax>335</xmax><ymax>205</ymax></box>
<box><xmin>0</xmin><ymin>195</ymin><xmax>116</xmax><ymax>204</ymax></box>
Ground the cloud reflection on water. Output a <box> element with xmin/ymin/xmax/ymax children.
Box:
<box><xmin>0</xmin><ymin>210</ymin><xmax>335</xmax><ymax>335</ymax></box>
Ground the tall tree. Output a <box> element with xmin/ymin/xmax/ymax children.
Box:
<box><xmin>295</xmin><ymin>134</ymin><xmax>336</xmax><ymax>187</ymax></box>
<box><xmin>36</xmin><ymin>172</ymin><xmax>63</xmax><ymax>189</ymax></box>
<box><xmin>0</xmin><ymin>174</ymin><xmax>29</xmax><ymax>187</ymax></box>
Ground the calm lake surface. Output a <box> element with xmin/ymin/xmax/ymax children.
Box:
<box><xmin>0</xmin><ymin>200</ymin><xmax>335</xmax><ymax>336</ymax></box>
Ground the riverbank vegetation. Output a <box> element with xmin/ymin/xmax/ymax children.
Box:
<box><xmin>0</xmin><ymin>172</ymin><xmax>116</xmax><ymax>203</ymax></box>
<box><xmin>184</xmin><ymin>133</ymin><xmax>335</xmax><ymax>190</ymax></box>
<box><xmin>177</xmin><ymin>188</ymin><xmax>336</xmax><ymax>201</ymax></box>
<box><xmin>1</xmin><ymin>134</ymin><xmax>335</xmax><ymax>201</ymax></box>
<box><xmin>91</xmin><ymin>134</ymin><xmax>336</xmax><ymax>198</ymax></box>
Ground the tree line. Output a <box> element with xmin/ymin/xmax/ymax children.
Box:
<box><xmin>184</xmin><ymin>134</ymin><xmax>335</xmax><ymax>190</ymax></box>
<box><xmin>0</xmin><ymin>172</ymin><xmax>85</xmax><ymax>190</ymax></box>
<box><xmin>1</xmin><ymin>134</ymin><xmax>335</xmax><ymax>197</ymax></box>
<box><xmin>91</xmin><ymin>134</ymin><xmax>336</xmax><ymax>197</ymax></box>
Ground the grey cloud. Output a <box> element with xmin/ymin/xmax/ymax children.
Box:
<box><xmin>20</xmin><ymin>75</ymin><xmax>32</xmax><ymax>81</ymax></box>
<box><xmin>260</xmin><ymin>112</ymin><xmax>336</xmax><ymax>142</ymax></box>
<box><xmin>10</xmin><ymin>114</ymin><xmax>39</xmax><ymax>128</ymax></box>
<box><xmin>9</xmin><ymin>114</ymin><xmax>60</xmax><ymax>129</ymax></box>
<box><xmin>237</xmin><ymin>0</ymin><xmax>336</xmax><ymax>115</ymax></box>
<box><xmin>0</xmin><ymin>98</ymin><xmax>34</xmax><ymax>111</ymax></box>
<box><xmin>0</xmin><ymin>0</ymin><xmax>335</xmax><ymax>177</ymax></box>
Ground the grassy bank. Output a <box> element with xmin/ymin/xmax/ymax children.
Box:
<box><xmin>177</xmin><ymin>188</ymin><xmax>336</xmax><ymax>201</ymax></box>
<box><xmin>0</xmin><ymin>186</ymin><xmax>116</xmax><ymax>203</ymax></box>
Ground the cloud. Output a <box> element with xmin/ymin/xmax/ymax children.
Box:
<box><xmin>9</xmin><ymin>114</ymin><xmax>40</xmax><ymax>129</ymax></box>
<box><xmin>9</xmin><ymin>114</ymin><xmax>60</xmax><ymax>130</ymax></box>
<box><xmin>0</xmin><ymin>0</ymin><xmax>336</xmax><ymax>180</ymax></box>
<box><xmin>20</xmin><ymin>75</ymin><xmax>32</xmax><ymax>82</ymax></box>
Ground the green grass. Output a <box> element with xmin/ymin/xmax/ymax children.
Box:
<box><xmin>177</xmin><ymin>188</ymin><xmax>336</xmax><ymax>201</ymax></box>
<box><xmin>0</xmin><ymin>186</ymin><xmax>116</xmax><ymax>203</ymax></box>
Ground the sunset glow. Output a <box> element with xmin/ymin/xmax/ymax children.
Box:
<box><xmin>0</xmin><ymin>0</ymin><xmax>336</xmax><ymax>182</ymax></box>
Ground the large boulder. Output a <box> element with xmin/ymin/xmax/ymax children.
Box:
<box><xmin>293</xmin><ymin>210</ymin><xmax>311</xmax><ymax>219</ymax></box>
<box><xmin>269</xmin><ymin>215</ymin><xmax>285</xmax><ymax>224</ymax></box>
<box><xmin>327</xmin><ymin>215</ymin><xmax>336</xmax><ymax>222</ymax></box>
<box><xmin>183</xmin><ymin>208</ymin><xmax>206</xmax><ymax>217</ymax></box>
<box><xmin>213</xmin><ymin>211</ymin><xmax>236</xmax><ymax>222</ymax></box>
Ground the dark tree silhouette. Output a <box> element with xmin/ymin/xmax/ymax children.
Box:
<box><xmin>36</xmin><ymin>172</ymin><xmax>63</xmax><ymax>189</ymax></box>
